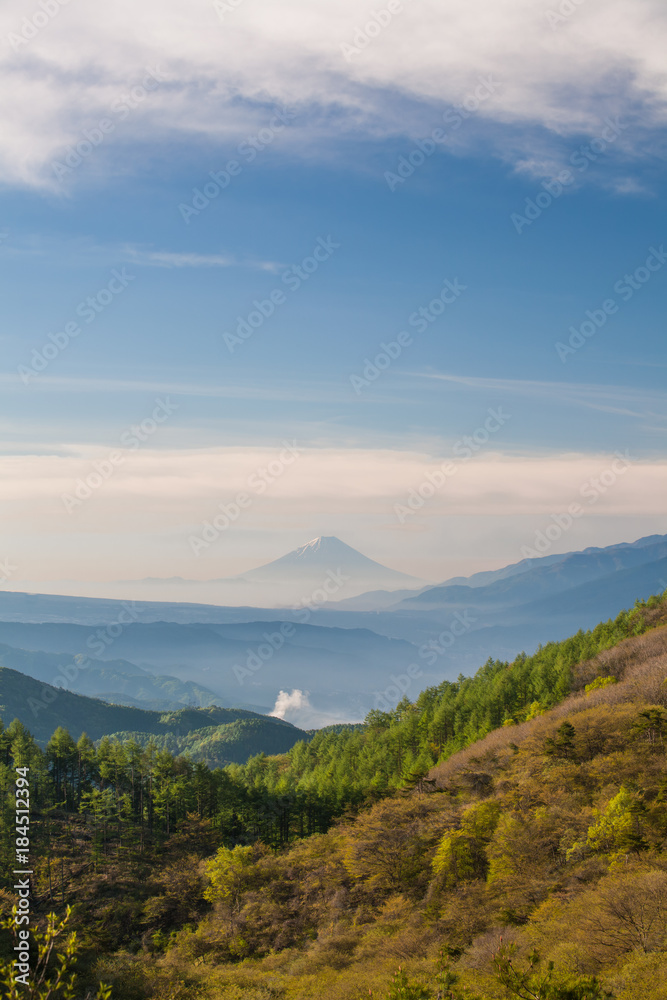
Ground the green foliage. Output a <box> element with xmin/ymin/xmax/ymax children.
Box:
<box><xmin>432</xmin><ymin>801</ymin><xmax>501</xmax><ymax>887</ymax></box>
<box><xmin>0</xmin><ymin>907</ymin><xmax>111</xmax><ymax>1000</ymax></box>
<box><xmin>204</xmin><ymin>845</ymin><xmax>256</xmax><ymax>910</ymax></box>
<box><xmin>432</xmin><ymin>830</ymin><xmax>480</xmax><ymax>886</ymax></box>
<box><xmin>492</xmin><ymin>943</ymin><xmax>611</xmax><ymax>999</ymax></box>
<box><xmin>584</xmin><ymin>787</ymin><xmax>649</xmax><ymax>857</ymax></box>
<box><xmin>378</xmin><ymin>966</ymin><xmax>430</xmax><ymax>999</ymax></box>
<box><xmin>585</xmin><ymin>676</ymin><xmax>617</xmax><ymax>694</ymax></box>
<box><xmin>462</xmin><ymin>800</ymin><xmax>502</xmax><ymax>840</ymax></box>
<box><xmin>544</xmin><ymin>722</ymin><xmax>577</xmax><ymax>760</ymax></box>
<box><xmin>632</xmin><ymin>708</ymin><xmax>667</xmax><ymax>744</ymax></box>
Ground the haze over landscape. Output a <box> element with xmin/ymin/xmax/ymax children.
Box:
<box><xmin>1</xmin><ymin>0</ymin><xmax>667</xmax><ymax>997</ymax></box>
<box><xmin>1</xmin><ymin>530</ymin><xmax>666</xmax><ymax>729</ymax></box>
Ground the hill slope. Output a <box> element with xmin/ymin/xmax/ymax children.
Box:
<box><xmin>201</xmin><ymin>617</ymin><xmax>667</xmax><ymax>998</ymax></box>
<box><xmin>0</xmin><ymin>665</ymin><xmax>307</xmax><ymax>762</ymax></box>
<box><xmin>0</xmin><ymin>642</ymin><xmax>223</xmax><ymax>710</ymax></box>
<box><xmin>5</xmin><ymin>594</ymin><xmax>666</xmax><ymax>1000</ymax></box>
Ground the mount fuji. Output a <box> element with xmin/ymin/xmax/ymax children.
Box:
<box><xmin>236</xmin><ymin>536</ymin><xmax>425</xmax><ymax>590</ymax></box>
<box><xmin>51</xmin><ymin>536</ymin><xmax>431</xmax><ymax>607</ymax></box>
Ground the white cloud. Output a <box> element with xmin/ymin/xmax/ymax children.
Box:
<box><xmin>270</xmin><ymin>688</ymin><xmax>312</xmax><ymax>719</ymax></box>
<box><xmin>270</xmin><ymin>689</ymin><xmax>346</xmax><ymax>728</ymax></box>
<box><xmin>1</xmin><ymin>0</ymin><xmax>666</xmax><ymax>188</ymax></box>
<box><xmin>1</xmin><ymin>443</ymin><xmax>666</xmax><ymax>520</ymax></box>
<box><xmin>121</xmin><ymin>247</ymin><xmax>282</xmax><ymax>270</ymax></box>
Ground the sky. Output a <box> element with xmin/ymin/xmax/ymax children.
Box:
<box><xmin>1</xmin><ymin>0</ymin><xmax>666</xmax><ymax>596</ymax></box>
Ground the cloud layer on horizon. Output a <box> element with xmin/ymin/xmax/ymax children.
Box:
<box><xmin>2</xmin><ymin>443</ymin><xmax>666</xmax><ymax>529</ymax></box>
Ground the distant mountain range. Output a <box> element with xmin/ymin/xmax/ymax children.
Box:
<box><xmin>1</xmin><ymin>532</ymin><xmax>666</xmax><ymax>729</ymax></box>
<box><xmin>0</xmin><ymin>643</ymin><xmax>224</xmax><ymax>712</ymax></box>
<box><xmin>393</xmin><ymin>534</ymin><xmax>667</xmax><ymax>610</ymax></box>
<box><xmin>0</xmin><ymin>618</ymin><xmax>422</xmax><ymax>725</ymax></box>
<box><xmin>329</xmin><ymin>534</ymin><xmax>667</xmax><ymax>613</ymax></box>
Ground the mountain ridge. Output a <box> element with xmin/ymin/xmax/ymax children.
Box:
<box><xmin>0</xmin><ymin>663</ymin><xmax>307</xmax><ymax>763</ymax></box>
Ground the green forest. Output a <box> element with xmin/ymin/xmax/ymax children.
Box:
<box><xmin>1</xmin><ymin>593</ymin><xmax>666</xmax><ymax>998</ymax></box>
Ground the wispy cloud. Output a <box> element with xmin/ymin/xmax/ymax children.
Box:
<box><xmin>0</xmin><ymin>373</ymin><xmax>352</xmax><ymax>404</ymax></box>
<box><xmin>0</xmin><ymin>235</ymin><xmax>282</xmax><ymax>272</ymax></box>
<box><xmin>4</xmin><ymin>370</ymin><xmax>667</xmax><ymax>434</ymax></box>
<box><xmin>121</xmin><ymin>246</ymin><xmax>282</xmax><ymax>271</ymax></box>
<box><xmin>414</xmin><ymin>371</ymin><xmax>667</xmax><ymax>421</ymax></box>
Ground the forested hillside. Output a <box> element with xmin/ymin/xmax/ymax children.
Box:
<box><xmin>0</xmin><ymin>667</ymin><xmax>305</xmax><ymax>762</ymax></box>
<box><xmin>1</xmin><ymin>593</ymin><xmax>666</xmax><ymax>998</ymax></box>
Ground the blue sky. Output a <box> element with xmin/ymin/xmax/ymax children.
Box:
<box><xmin>1</xmin><ymin>0</ymin><xmax>666</xmax><ymax>594</ymax></box>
